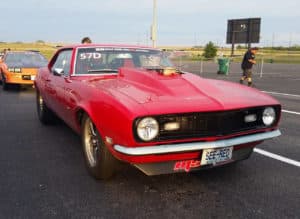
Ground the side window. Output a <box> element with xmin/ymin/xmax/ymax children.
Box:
<box><xmin>52</xmin><ymin>50</ymin><xmax>72</xmax><ymax>76</ymax></box>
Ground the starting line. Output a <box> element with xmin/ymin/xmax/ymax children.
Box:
<box><xmin>254</xmin><ymin>148</ymin><xmax>300</xmax><ymax>167</ymax></box>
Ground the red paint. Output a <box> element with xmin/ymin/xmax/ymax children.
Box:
<box><xmin>35</xmin><ymin>44</ymin><xmax>281</xmax><ymax>166</ymax></box>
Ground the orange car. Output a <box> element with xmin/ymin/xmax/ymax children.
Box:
<box><xmin>0</xmin><ymin>50</ymin><xmax>47</xmax><ymax>90</ymax></box>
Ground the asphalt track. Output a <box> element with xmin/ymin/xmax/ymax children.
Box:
<box><xmin>0</xmin><ymin>62</ymin><xmax>299</xmax><ymax>219</ymax></box>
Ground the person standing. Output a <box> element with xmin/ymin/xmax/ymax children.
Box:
<box><xmin>240</xmin><ymin>47</ymin><xmax>258</xmax><ymax>86</ymax></box>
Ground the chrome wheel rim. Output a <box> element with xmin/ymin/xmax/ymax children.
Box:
<box><xmin>83</xmin><ymin>118</ymin><xmax>99</xmax><ymax>167</ymax></box>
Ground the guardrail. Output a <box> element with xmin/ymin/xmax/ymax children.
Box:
<box><xmin>172</xmin><ymin>55</ymin><xmax>291</xmax><ymax>78</ymax></box>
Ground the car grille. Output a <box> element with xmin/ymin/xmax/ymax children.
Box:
<box><xmin>134</xmin><ymin>105</ymin><xmax>281</xmax><ymax>142</ymax></box>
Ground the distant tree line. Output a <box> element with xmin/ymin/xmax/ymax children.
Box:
<box><xmin>262</xmin><ymin>46</ymin><xmax>300</xmax><ymax>51</ymax></box>
<box><xmin>0</xmin><ymin>40</ymin><xmax>46</xmax><ymax>44</ymax></box>
<box><xmin>236</xmin><ymin>44</ymin><xmax>300</xmax><ymax>51</ymax></box>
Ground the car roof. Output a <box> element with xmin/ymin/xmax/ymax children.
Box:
<box><xmin>60</xmin><ymin>44</ymin><xmax>159</xmax><ymax>51</ymax></box>
<box><xmin>5</xmin><ymin>50</ymin><xmax>41</xmax><ymax>54</ymax></box>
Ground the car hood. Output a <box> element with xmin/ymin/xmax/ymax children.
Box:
<box><xmin>87</xmin><ymin>68</ymin><xmax>279</xmax><ymax>115</ymax></box>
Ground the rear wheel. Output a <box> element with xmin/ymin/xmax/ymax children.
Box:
<box><xmin>81</xmin><ymin>114</ymin><xmax>117</xmax><ymax>179</ymax></box>
<box><xmin>36</xmin><ymin>89</ymin><xmax>56</xmax><ymax>124</ymax></box>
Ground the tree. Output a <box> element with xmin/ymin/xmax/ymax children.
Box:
<box><xmin>203</xmin><ymin>41</ymin><xmax>217</xmax><ymax>58</ymax></box>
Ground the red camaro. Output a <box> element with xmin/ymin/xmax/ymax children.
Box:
<box><xmin>35</xmin><ymin>44</ymin><xmax>281</xmax><ymax>179</ymax></box>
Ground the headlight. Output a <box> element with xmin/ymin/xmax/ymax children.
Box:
<box><xmin>137</xmin><ymin>117</ymin><xmax>159</xmax><ymax>141</ymax></box>
<box><xmin>262</xmin><ymin>107</ymin><xmax>276</xmax><ymax>126</ymax></box>
<box><xmin>14</xmin><ymin>68</ymin><xmax>21</xmax><ymax>73</ymax></box>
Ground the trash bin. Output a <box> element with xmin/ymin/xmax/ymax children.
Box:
<box><xmin>217</xmin><ymin>58</ymin><xmax>230</xmax><ymax>75</ymax></box>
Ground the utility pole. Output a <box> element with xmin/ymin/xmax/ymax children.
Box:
<box><xmin>231</xmin><ymin>31</ymin><xmax>235</xmax><ymax>56</ymax></box>
<box><xmin>151</xmin><ymin>0</ymin><xmax>157</xmax><ymax>48</ymax></box>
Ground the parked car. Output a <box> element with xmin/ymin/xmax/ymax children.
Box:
<box><xmin>35</xmin><ymin>44</ymin><xmax>281</xmax><ymax>179</ymax></box>
<box><xmin>0</xmin><ymin>50</ymin><xmax>48</xmax><ymax>90</ymax></box>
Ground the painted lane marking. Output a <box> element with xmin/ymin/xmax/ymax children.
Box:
<box><xmin>282</xmin><ymin>110</ymin><xmax>300</xmax><ymax>115</ymax></box>
<box><xmin>262</xmin><ymin>91</ymin><xmax>300</xmax><ymax>115</ymax></box>
<box><xmin>262</xmin><ymin>91</ymin><xmax>300</xmax><ymax>98</ymax></box>
<box><xmin>254</xmin><ymin>148</ymin><xmax>300</xmax><ymax>167</ymax></box>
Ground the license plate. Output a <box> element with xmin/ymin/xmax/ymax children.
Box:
<box><xmin>31</xmin><ymin>75</ymin><xmax>36</xmax><ymax>80</ymax></box>
<box><xmin>201</xmin><ymin>147</ymin><xmax>233</xmax><ymax>165</ymax></box>
<box><xmin>22</xmin><ymin>75</ymin><xmax>31</xmax><ymax>80</ymax></box>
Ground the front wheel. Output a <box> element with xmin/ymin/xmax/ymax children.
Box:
<box><xmin>81</xmin><ymin>114</ymin><xmax>117</xmax><ymax>180</ymax></box>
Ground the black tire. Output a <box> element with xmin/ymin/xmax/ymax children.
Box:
<box><xmin>81</xmin><ymin>114</ymin><xmax>117</xmax><ymax>180</ymax></box>
<box><xmin>36</xmin><ymin>89</ymin><xmax>56</xmax><ymax>124</ymax></box>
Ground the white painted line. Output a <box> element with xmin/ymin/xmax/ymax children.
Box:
<box><xmin>254</xmin><ymin>148</ymin><xmax>300</xmax><ymax>167</ymax></box>
<box><xmin>262</xmin><ymin>91</ymin><xmax>300</xmax><ymax>115</ymax></box>
<box><xmin>262</xmin><ymin>91</ymin><xmax>300</xmax><ymax>98</ymax></box>
<box><xmin>282</xmin><ymin>110</ymin><xmax>300</xmax><ymax>115</ymax></box>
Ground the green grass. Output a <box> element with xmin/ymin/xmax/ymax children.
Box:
<box><xmin>0</xmin><ymin>42</ymin><xmax>57</xmax><ymax>60</ymax></box>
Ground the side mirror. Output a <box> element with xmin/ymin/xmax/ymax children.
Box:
<box><xmin>52</xmin><ymin>68</ymin><xmax>64</xmax><ymax>76</ymax></box>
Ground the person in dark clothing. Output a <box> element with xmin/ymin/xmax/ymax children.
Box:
<box><xmin>240</xmin><ymin>47</ymin><xmax>258</xmax><ymax>86</ymax></box>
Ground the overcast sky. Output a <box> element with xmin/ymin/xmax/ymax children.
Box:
<box><xmin>0</xmin><ymin>0</ymin><xmax>299</xmax><ymax>46</ymax></box>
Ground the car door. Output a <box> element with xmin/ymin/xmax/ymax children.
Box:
<box><xmin>62</xmin><ymin>50</ymin><xmax>82</xmax><ymax>130</ymax></box>
<box><xmin>46</xmin><ymin>49</ymin><xmax>73</xmax><ymax>118</ymax></box>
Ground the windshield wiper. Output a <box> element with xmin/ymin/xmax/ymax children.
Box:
<box><xmin>88</xmin><ymin>69</ymin><xmax>118</xmax><ymax>73</ymax></box>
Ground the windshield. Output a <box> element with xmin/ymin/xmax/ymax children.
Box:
<box><xmin>5</xmin><ymin>52</ymin><xmax>48</xmax><ymax>68</ymax></box>
<box><xmin>75</xmin><ymin>47</ymin><xmax>174</xmax><ymax>74</ymax></box>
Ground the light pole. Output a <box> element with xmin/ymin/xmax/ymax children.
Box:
<box><xmin>151</xmin><ymin>0</ymin><xmax>157</xmax><ymax>48</ymax></box>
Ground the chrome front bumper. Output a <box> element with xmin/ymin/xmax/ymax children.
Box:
<box><xmin>113</xmin><ymin>129</ymin><xmax>281</xmax><ymax>156</ymax></box>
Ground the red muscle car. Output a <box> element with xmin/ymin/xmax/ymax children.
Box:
<box><xmin>35</xmin><ymin>44</ymin><xmax>281</xmax><ymax>179</ymax></box>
